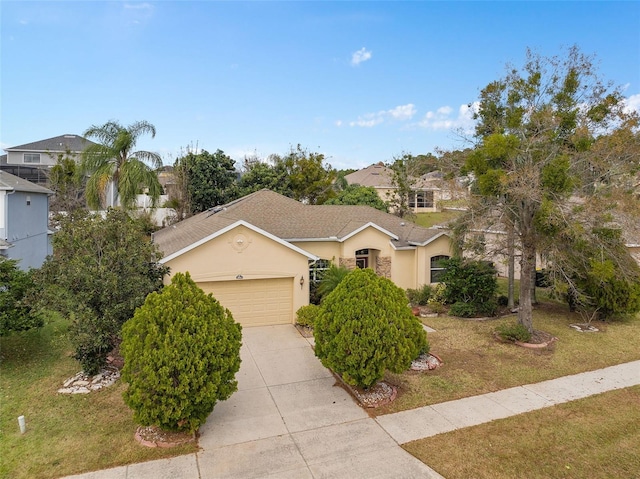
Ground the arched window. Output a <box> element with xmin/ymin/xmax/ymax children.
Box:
<box><xmin>430</xmin><ymin>255</ymin><xmax>450</xmax><ymax>283</ymax></box>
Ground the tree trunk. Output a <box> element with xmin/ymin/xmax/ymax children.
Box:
<box><xmin>529</xmin><ymin>243</ymin><xmax>538</xmax><ymax>305</ymax></box>
<box><xmin>507</xmin><ymin>224</ymin><xmax>515</xmax><ymax>310</ymax></box>
<box><xmin>518</xmin><ymin>239</ymin><xmax>536</xmax><ymax>333</ymax></box>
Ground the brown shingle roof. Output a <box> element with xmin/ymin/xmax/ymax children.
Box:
<box><xmin>344</xmin><ymin>163</ymin><xmax>394</xmax><ymax>188</ymax></box>
<box><xmin>153</xmin><ymin>190</ymin><xmax>446</xmax><ymax>258</ymax></box>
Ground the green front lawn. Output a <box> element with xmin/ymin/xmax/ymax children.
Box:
<box><xmin>413</xmin><ymin>210</ymin><xmax>462</xmax><ymax>228</ymax></box>
<box><xmin>376</xmin><ymin>300</ymin><xmax>640</xmax><ymax>415</ymax></box>
<box><xmin>404</xmin><ymin>386</ymin><xmax>640</xmax><ymax>479</ymax></box>
<box><xmin>0</xmin><ymin>315</ymin><xmax>197</xmax><ymax>479</ymax></box>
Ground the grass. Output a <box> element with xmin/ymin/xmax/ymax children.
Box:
<box><xmin>413</xmin><ymin>210</ymin><xmax>461</xmax><ymax>228</ymax></box>
<box><xmin>376</xmin><ymin>297</ymin><xmax>640</xmax><ymax>415</ymax></box>
<box><xmin>403</xmin><ymin>386</ymin><xmax>640</xmax><ymax>479</ymax></box>
<box><xmin>0</xmin><ymin>314</ymin><xmax>197</xmax><ymax>479</ymax></box>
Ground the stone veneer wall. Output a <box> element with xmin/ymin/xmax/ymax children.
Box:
<box><xmin>375</xmin><ymin>256</ymin><xmax>392</xmax><ymax>279</ymax></box>
<box><xmin>339</xmin><ymin>257</ymin><xmax>357</xmax><ymax>270</ymax></box>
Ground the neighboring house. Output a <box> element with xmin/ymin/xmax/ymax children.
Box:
<box><xmin>0</xmin><ymin>171</ymin><xmax>53</xmax><ymax>270</ymax></box>
<box><xmin>153</xmin><ymin>189</ymin><xmax>453</xmax><ymax>327</ymax></box>
<box><xmin>344</xmin><ymin>163</ymin><xmax>467</xmax><ymax>213</ymax></box>
<box><xmin>1</xmin><ymin>134</ymin><xmax>95</xmax><ymax>185</ymax></box>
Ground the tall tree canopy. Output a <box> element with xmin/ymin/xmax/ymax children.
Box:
<box><xmin>81</xmin><ymin>120</ymin><xmax>163</xmax><ymax>210</ymax></box>
<box><xmin>238</xmin><ymin>154</ymin><xmax>292</xmax><ymax>197</ymax></box>
<box><xmin>280</xmin><ymin>145</ymin><xmax>336</xmax><ymax>204</ymax></box>
<box><xmin>175</xmin><ymin>149</ymin><xmax>240</xmax><ymax>214</ymax></box>
<box><xmin>48</xmin><ymin>149</ymin><xmax>86</xmax><ymax>213</ymax></box>
<box><xmin>461</xmin><ymin>46</ymin><xmax>640</xmax><ymax>331</ymax></box>
<box><xmin>325</xmin><ymin>184</ymin><xmax>388</xmax><ymax>211</ymax></box>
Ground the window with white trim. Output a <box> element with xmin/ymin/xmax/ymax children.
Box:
<box><xmin>409</xmin><ymin>190</ymin><xmax>434</xmax><ymax>208</ymax></box>
<box><xmin>24</xmin><ymin>153</ymin><xmax>41</xmax><ymax>164</ymax></box>
<box><xmin>309</xmin><ymin>259</ymin><xmax>331</xmax><ymax>283</ymax></box>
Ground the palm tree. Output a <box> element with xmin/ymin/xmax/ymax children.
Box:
<box><xmin>81</xmin><ymin>120</ymin><xmax>163</xmax><ymax>209</ymax></box>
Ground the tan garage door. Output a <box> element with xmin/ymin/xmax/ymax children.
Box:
<box><xmin>199</xmin><ymin>278</ymin><xmax>293</xmax><ymax>327</ymax></box>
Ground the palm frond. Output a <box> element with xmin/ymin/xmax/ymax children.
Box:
<box><xmin>118</xmin><ymin>159</ymin><xmax>162</xmax><ymax>209</ymax></box>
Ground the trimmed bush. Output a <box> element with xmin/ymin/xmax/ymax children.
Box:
<box><xmin>0</xmin><ymin>258</ymin><xmax>42</xmax><ymax>336</ymax></box>
<box><xmin>407</xmin><ymin>284</ymin><xmax>433</xmax><ymax>306</ymax></box>
<box><xmin>439</xmin><ymin>258</ymin><xmax>498</xmax><ymax>305</ymax></box>
<box><xmin>496</xmin><ymin>322</ymin><xmax>532</xmax><ymax>343</ymax></box>
<box><xmin>121</xmin><ymin>272</ymin><xmax>242</xmax><ymax>433</ymax></box>
<box><xmin>296</xmin><ymin>304</ymin><xmax>320</xmax><ymax>328</ymax></box>
<box><xmin>449</xmin><ymin>301</ymin><xmax>477</xmax><ymax>318</ymax></box>
<box><xmin>314</xmin><ymin>268</ymin><xmax>428</xmax><ymax>389</ymax></box>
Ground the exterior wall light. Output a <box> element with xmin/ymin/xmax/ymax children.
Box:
<box><xmin>236</xmin><ymin>274</ymin><xmax>243</xmax><ymax>280</ymax></box>
<box><xmin>299</xmin><ymin>276</ymin><xmax>304</xmax><ymax>289</ymax></box>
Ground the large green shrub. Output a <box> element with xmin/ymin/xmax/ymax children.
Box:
<box><xmin>295</xmin><ymin>304</ymin><xmax>320</xmax><ymax>328</ymax></box>
<box><xmin>439</xmin><ymin>258</ymin><xmax>498</xmax><ymax>317</ymax></box>
<box><xmin>0</xmin><ymin>258</ymin><xmax>42</xmax><ymax>336</ymax></box>
<box><xmin>121</xmin><ymin>272</ymin><xmax>242</xmax><ymax>433</ymax></box>
<box><xmin>579</xmin><ymin>259</ymin><xmax>640</xmax><ymax>320</ymax></box>
<box><xmin>33</xmin><ymin>209</ymin><xmax>168</xmax><ymax>374</ymax></box>
<box><xmin>314</xmin><ymin>268</ymin><xmax>428</xmax><ymax>389</ymax></box>
<box><xmin>406</xmin><ymin>284</ymin><xmax>433</xmax><ymax>306</ymax></box>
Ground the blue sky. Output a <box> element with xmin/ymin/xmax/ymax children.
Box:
<box><xmin>2</xmin><ymin>1</ymin><xmax>639</xmax><ymax>170</ymax></box>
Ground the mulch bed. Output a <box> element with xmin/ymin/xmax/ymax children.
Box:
<box><xmin>515</xmin><ymin>330</ymin><xmax>558</xmax><ymax>349</ymax></box>
<box><xmin>343</xmin><ymin>381</ymin><xmax>398</xmax><ymax>408</ymax></box>
<box><xmin>135</xmin><ymin>426</ymin><xmax>197</xmax><ymax>448</ymax></box>
<box><xmin>294</xmin><ymin>324</ymin><xmax>314</xmax><ymax>338</ymax></box>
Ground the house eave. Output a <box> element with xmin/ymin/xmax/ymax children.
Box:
<box><xmin>410</xmin><ymin>231</ymin><xmax>450</xmax><ymax>247</ymax></box>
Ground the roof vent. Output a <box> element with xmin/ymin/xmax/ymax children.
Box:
<box><xmin>64</xmin><ymin>135</ymin><xmax>76</xmax><ymax>138</ymax></box>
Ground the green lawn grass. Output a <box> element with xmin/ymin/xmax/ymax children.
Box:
<box><xmin>404</xmin><ymin>386</ymin><xmax>640</xmax><ymax>479</ymax></box>
<box><xmin>376</xmin><ymin>298</ymin><xmax>640</xmax><ymax>415</ymax></box>
<box><xmin>0</xmin><ymin>314</ymin><xmax>197</xmax><ymax>479</ymax></box>
<box><xmin>413</xmin><ymin>210</ymin><xmax>461</xmax><ymax>228</ymax></box>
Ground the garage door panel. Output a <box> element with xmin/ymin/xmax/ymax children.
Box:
<box><xmin>198</xmin><ymin>278</ymin><xmax>293</xmax><ymax>327</ymax></box>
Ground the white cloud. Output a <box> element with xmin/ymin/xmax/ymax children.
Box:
<box><xmin>623</xmin><ymin>93</ymin><xmax>640</xmax><ymax>115</ymax></box>
<box><xmin>388</xmin><ymin>104</ymin><xmax>416</xmax><ymax>120</ymax></box>
<box><xmin>122</xmin><ymin>2</ymin><xmax>154</xmax><ymax>26</ymax></box>
<box><xmin>351</xmin><ymin>47</ymin><xmax>372</xmax><ymax>66</ymax></box>
<box><xmin>335</xmin><ymin>120</ymin><xmax>343</xmax><ymax>127</ymax></box>
<box><xmin>349</xmin><ymin>103</ymin><xmax>416</xmax><ymax>128</ymax></box>
<box><xmin>418</xmin><ymin>102</ymin><xmax>478</xmax><ymax>133</ymax></box>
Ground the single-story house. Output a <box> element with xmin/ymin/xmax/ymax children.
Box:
<box><xmin>153</xmin><ymin>189</ymin><xmax>453</xmax><ymax>327</ymax></box>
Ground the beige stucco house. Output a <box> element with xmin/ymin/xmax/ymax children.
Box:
<box><xmin>153</xmin><ymin>190</ymin><xmax>453</xmax><ymax>327</ymax></box>
<box><xmin>344</xmin><ymin>163</ymin><xmax>467</xmax><ymax>213</ymax></box>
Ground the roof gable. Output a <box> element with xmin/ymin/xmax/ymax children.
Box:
<box><xmin>159</xmin><ymin>219</ymin><xmax>318</xmax><ymax>264</ymax></box>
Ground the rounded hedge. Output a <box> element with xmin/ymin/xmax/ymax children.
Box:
<box><xmin>314</xmin><ymin>268</ymin><xmax>428</xmax><ymax>389</ymax></box>
<box><xmin>120</xmin><ymin>272</ymin><xmax>242</xmax><ymax>433</ymax></box>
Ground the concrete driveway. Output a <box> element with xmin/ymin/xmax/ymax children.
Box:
<box><xmin>196</xmin><ymin>324</ymin><xmax>443</xmax><ymax>478</ymax></box>
<box><xmin>63</xmin><ymin>324</ymin><xmax>443</xmax><ymax>479</ymax></box>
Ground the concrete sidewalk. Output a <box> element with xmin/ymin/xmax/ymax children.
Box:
<box><xmin>376</xmin><ymin>360</ymin><xmax>640</xmax><ymax>444</ymax></box>
<box><xmin>61</xmin><ymin>327</ymin><xmax>639</xmax><ymax>479</ymax></box>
